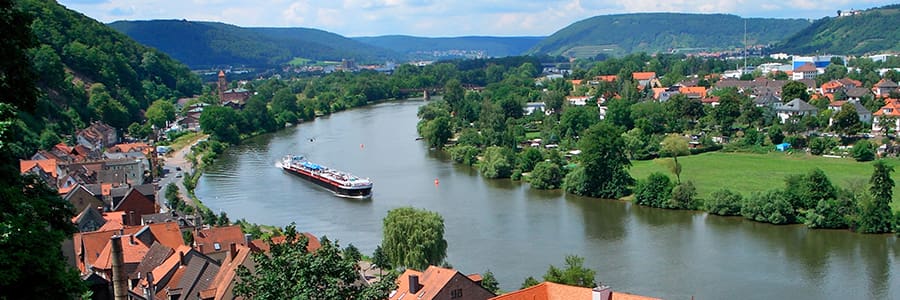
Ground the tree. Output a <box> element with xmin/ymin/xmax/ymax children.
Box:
<box><xmin>851</xmin><ymin>140</ymin><xmax>876</xmax><ymax>162</ymax></box>
<box><xmin>542</xmin><ymin>255</ymin><xmax>596</xmax><ymax>288</ymax></box>
<box><xmin>831</xmin><ymin>103</ymin><xmax>862</xmax><ymax>135</ymax></box>
<box><xmin>529</xmin><ymin>161</ymin><xmax>563</xmax><ymax>190</ymax></box>
<box><xmin>420</xmin><ymin>116</ymin><xmax>452</xmax><ymax>149</ymax></box>
<box><xmin>199</xmin><ymin>106</ymin><xmax>242</xmax><ymax>144</ymax></box>
<box><xmin>713</xmin><ymin>91</ymin><xmax>741</xmax><ymax>132</ymax></box>
<box><xmin>521</xmin><ymin>276</ymin><xmax>540</xmax><ymax>289</ymax></box>
<box><xmin>741</xmin><ymin>190</ymin><xmax>796</xmax><ymax>225</ymax></box>
<box><xmin>768</xmin><ymin>125</ymin><xmax>785</xmax><ymax>145</ymax></box>
<box><xmin>235</xmin><ymin>225</ymin><xmax>394</xmax><ymax>299</ymax></box>
<box><xmin>660</xmin><ymin>134</ymin><xmax>690</xmax><ymax>184</ymax></box>
<box><xmin>782</xmin><ymin>81</ymin><xmax>810</xmax><ymax>102</ymax></box>
<box><xmin>706</xmin><ymin>188</ymin><xmax>743</xmax><ymax>216</ymax></box>
<box><xmin>371</xmin><ymin>245</ymin><xmax>392</xmax><ymax>273</ymax></box>
<box><xmin>564</xmin><ymin>122</ymin><xmax>633</xmax><ymax>198</ymax></box>
<box><xmin>857</xmin><ymin>161</ymin><xmax>895</xmax><ymax>233</ymax></box>
<box><xmin>443</xmin><ymin>79</ymin><xmax>464</xmax><ymax>113</ymax></box>
<box><xmin>668</xmin><ymin>181</ymin><xmax>698</xmax><ymax>209</ymax></box>
<box><xmin>481</xmin><ymin>270</ymin><xmax>501</xmax><ymax>294</ymax></box>
<box><xmin>381</xmin><ymin>207</ymin><xmax>448</xmax><ymax>270</ymax></box>
<box><xmin>145</xmin><ymin>99</ymin><xmax>176</xmax><ymax>129</ymax></box>
<box><xmin>479</xmin><ymin>146</ymin><xmax>514</xmax><ymax>179</ymax></box>
<box><xmin>517</xmin><ymin>147</ymin><xmax>543</xmax><ymax>172</ymax></box>
<box><xmin>0</xmin><ymin>1</ymin><xmax>84</xmax><ymax>296</ymax></box>
<box><xmin>634</xmin><ymin>172</ymin><xmax>673</xmax><ymax>208</ymax></box>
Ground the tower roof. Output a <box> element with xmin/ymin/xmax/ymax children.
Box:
<box><xmin>218</xmin><ymin>70</ymin><xmax>225</xmax><ymax>77</ymax></box>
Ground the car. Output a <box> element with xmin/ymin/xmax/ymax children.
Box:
<box><xmin>176</xmin><ymin>173</ymin><xmax>183</xmax><ymax>178</ymax></box>
<box><xmin>175</xmin><ymin>166</ymin><xmax>182</xmax><ymax>171</ymax></box>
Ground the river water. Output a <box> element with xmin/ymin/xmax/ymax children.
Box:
<box><xmin>196</xmin><ymin>100</ymin><xmax>899</xmax><ymax>299</ymax></box>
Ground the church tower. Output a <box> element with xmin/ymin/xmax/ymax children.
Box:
<box><xmin>217</xmin><ymin>70</ymin><xmax>226</xmax><ymax>102</ymax></box>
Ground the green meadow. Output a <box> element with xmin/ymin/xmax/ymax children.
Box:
<box><xmin>629</xmin><ymin>152</ymin><xmax>900</xmax><ymax>211</ymax></box>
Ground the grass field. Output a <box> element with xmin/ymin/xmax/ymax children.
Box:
<box><xmin>629</xmin><ymin>152</ymin><xmax>900</xmax><ymax>211</ymax></box>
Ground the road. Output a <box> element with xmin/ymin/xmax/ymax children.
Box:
<box><xmin>156</xmin><ymin>135</ymin><xmax>206</xmax><ymax>212</ymax></box>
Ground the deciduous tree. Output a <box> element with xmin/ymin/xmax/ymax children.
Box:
<box><xmin>381</xmin><ymin>207</ymin><xmax>448</xmax><ymax>270</ymax></box>
<box><xmin>856</xmin><ymin>161</ymin><xmax>896</xmax><ymax>233</ymax></box>
<box><xmin>564</xmin><ymin>122</ymin><xmax>633</xmax><ymax>198</ymax></box>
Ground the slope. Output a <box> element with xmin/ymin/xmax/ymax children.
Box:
<box><xmin>529</xmin><ymin>13</ymin><xmax>810</xmax><ymax>58</ymax></box>
<box><xmin>778</xmin><ymin>5</ymin><xmax>900</xmax><ymax>55</ymax></box>
<box><xmin>108</xmin><ymin>20</ymin><xmax>400</xmax><ymax>68</ymax></box>
<box><xmin>15</xmin><ymin>0</ymin><xmax>201</xmax><ymax>150</ymax></box>
<box><xmin>353</xmin><ymin>35</ymin><xmax>544</xmax><ymax>59</ymax></box>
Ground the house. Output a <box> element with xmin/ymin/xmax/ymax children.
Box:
<box><xmin>872</xmin><ymin>98</ymin><xmax>900</xmax><ymax>132</ymax></box>
<box><xmin>632</xmin><ymin>72</ymin><xmax>661</xmax><ymax>89</ymax></box>
<box><xmin>194</xmin><ymin>225</ymin><xmax>247</xmax><ymax>261</ymax></box>
<box><xmin>845</xmin><ymin>87</ymin><xmax>872</xmax><ymax>101</ymax></box>
<box><xmin>72</xmin><ymin>206</ymin><xmax>107</xmax><ymax>233</ymax></box>
<box><xmin>77</xmin><ymin>121</ymin><xmax>118</xmax><ymax>151</ymax></box>
<box><xmin>873</xmin><ymin>78</ymin><xmax>899</xmax><ymax>97</ymax></box>
<box><xmin>130</xmin><ymin>244</ymin><xmax>220</xmax><ymax>300</ymax></box>
<box><xmin>775</xmin><ymin>98</ymin><xmax>818</xmax><ymax>123</ymax></box>
<box><xmin>753</xmin><ymin>94</ymin><xmax>782</xmax><ymax>109</ymax></box>
<box><xmin>678</xmin><ymin>86</ymin><xmax>707</xmax><ymax>99</ymax></box>
<box><xmin>99</xmin><ymin>158</ymin><xmax>146</xmax><ymax>185</ymax></box>
<box><xmin>792</xmin><ymin>62</ymin><xmax>818</xmax><ymax>80</ymax></box>
<box><xmin>389</xmin><ymin>265</ymin><xmax>495</xmax><ymax>300</ymax></box>
<box><xmin>111</xmin><ymin>186</ymin><xmax>159</xmax><ymax>225</ymax></box>
<box><xmin>827</xmin><ymin>99</ymin><xmax>872</xmax><ymax>125</ymax></box>
<box><xmin>142</xmin><ymin>211</ymin><xmax>198</xmax><ymax>231</ymax></box>
<box><xmin>821</xmin><ymin>78</ymin><xmax>863</xmax><ymax>94</ymax></box>
<box><xmin>566</xmin><ymin>96</ymin><xmax>593</xmax><ymax>106</ymax></box>
<box><xmin>524</xmin><ymin>102</ymin><xmax>549</xmax><ymax>115</ymax></box>
<box><xmin>490</xmin><ymin>282</ymin><xmax>660</xmax><ymax>300</ymax></box>
<box><xmin>701</xmin><ymin>96</ymin><xmax>720</xmax><ymax>107</ymax></box>
<box><xmin>65</xmin><ymin>184</ymin><xmax>105</xmax><ymax>215</ymax></box>
<box><xmin>20</xmin><ymin>158</ymin><xmax>60</xmax><ymax>183</ymax></box>
<box><xmin>199</xmin><ymin>244</ymin><xmax>253</xmax><ymax>300</ymax></box>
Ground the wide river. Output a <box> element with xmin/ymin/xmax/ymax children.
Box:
<box><xmin>197</xmin><ymin>100</ymin><xmax>899</xmax><ymax>299</ymax></box>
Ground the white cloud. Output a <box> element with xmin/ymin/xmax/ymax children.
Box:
<box><xmin>58</xmin><ymin>0</ymin><xmax>897</xmax><ymax>36</ymax></box>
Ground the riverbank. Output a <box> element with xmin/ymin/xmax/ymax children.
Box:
<box><xmin>630</xmin><ymin>151</ymin><xmax>900</xmax><ymax>211</ymax></box>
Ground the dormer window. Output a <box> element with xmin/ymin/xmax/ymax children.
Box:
<box><xmin>214</xmin><ymin>242</ymin><xmax>221</xmax><ymax>250</ymax></box>
<box><xmin>886</xmin><ymin>108</ymin><xmax>893</xmax><ymax>114</ymax></box>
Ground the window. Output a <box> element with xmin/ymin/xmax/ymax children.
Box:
<box><xmin>450</xmin><ymin>289</ymin><xmax>463</xmax><ymax>299</ymax></box>
<box><xmin>214</xmin><ymin>242</ymin><xmax>221</xmax><ymax>250</ymax></box>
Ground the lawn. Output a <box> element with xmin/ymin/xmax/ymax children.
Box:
<box><xmin>630</xmin><ymin>152</ymin><xmax>900</xmax><ymax>211</ymax></box>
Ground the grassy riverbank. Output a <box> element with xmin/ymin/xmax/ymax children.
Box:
<box><xmin>630</xmin><ymin>152</ymin><xmax>900</xmax><ymax>211</ymax></box>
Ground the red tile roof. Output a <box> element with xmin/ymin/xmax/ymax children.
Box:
<box><xmin>201</xmin><ymin>244</ymin><xmax>253</xmax><ymax>300</ymax></box>
<box><xmin>795</xmin><ymin>62</ymin><xmax>817</xmax><ymax>73</ymax></box>
<box><xmin>19</xmin><ymin>159</ymin><xmax>58</xmax><ymax>178</ymax></box>
<box><xmin>109</xmin><ymin>142</ymin><xmax>152</xmax><ymax>155</ymax></box>
<box><xmin>490</xmin><ymin>282</ymin><xmax>661</xmax><ymax>300</ymax></box>
<box><xmin>679</xmin><ymin>86</ymin><xmax>707</xmax><ymax>98</ymax></box>
<box><xmin>194</xmin><ymin>225</ymin><xmax>246</xmax><ymax>254</ymax></box>
<box><xmin>632</xmin><ymin>72</ymin><xmax>656</xmax><ymax>81</ymax></box>
<box><xmin>874</xmin><ymin>99</ymin><xmax>900</xmax><ymax>117</ymax></box>
<box><xmin>93</xmin><ymin>234</ymin><xmax>151</xmax><ymax>271</ymax></box>
<box><xmin>391</xmin><ymin>266</ymin><xmax>459</xmax><ymax>300</ymax></box>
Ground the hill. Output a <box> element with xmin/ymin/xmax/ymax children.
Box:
<box><xmin>777</xmin><ymin>5</ymin><xmax>900</xmax><ymax>55</ymax></box>
<box><xmin>353</xmin><ymin>35</ymin><xmax>543</xmax><ymax>59</ymax></box>
<box><xmin>528</xmin><ymin>13</ymin><xmax>810</xmax><ymax>58</ymax></box>
<box><xmin>14</xmin><ymin>0</ymin><xmax>200</xmax><ymax>149</ymax></box>
<box><xmin>108</xmin><ymin>20</ymin><xmax>400</xmax><ymax>68</ymax></box>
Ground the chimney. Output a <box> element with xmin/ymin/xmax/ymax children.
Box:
<box><xmin>244</xmin><ymin>233</ymin><xmax>252</xmax><ymax>246</ymax></box>
<box><xmin>110</xmin><ymin>236</ymin><xmax>128</xmax><ymax>300</ymax></box>
<box><xmin>178</xmin><ymin>251</ymin><xmax>186</xmax><ymax>266</ymax></box>
<box><xmin>229</xmin><ymin>243</ymin><xmax>237</xmax><ymax>260</ymax></box>
<box><xmin>198</xmin><ymin>243</ymin><xmax>204</xmax><ymax>253</ymax></box>
<box><xmin>129</xmin><ymin>234</ymin><xmax>135</xmax><ymax>245</ymax></box>
<box><xmin>129</xmin><ymin>211</ymin><xmax>135</xmax><ymax>226</ymax></box>
<box><xmin>409</xmin><ymin>274</ymin><xmax>420</xmax><ymax>294</ymax></box>
<box><xmin>592</xmin><ymin>284</ymin><xmax>612</xmax><ymax>300</ymax></box>
<box><xmin>121</xmin><ymin>214</ymin><xmax>127</xmax><ymax>226</ymax></box>
<box><xmin>145</xmin><ymin>272</ymin><xmax>156</xmax><ymax>299</ymax></box>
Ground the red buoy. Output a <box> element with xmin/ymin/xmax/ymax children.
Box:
<box><xmin>434</xmin><ymin>178</ymin><xmax>440</xmax><ymax>185</ymax></box>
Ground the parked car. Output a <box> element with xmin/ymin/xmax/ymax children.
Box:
<box><xmin>175</xmin><ymin>166</ymin><xmax>182</xmax><ymax>171</ymax></box>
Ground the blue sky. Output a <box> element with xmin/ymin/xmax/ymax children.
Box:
<box><xmin>58</xmin><ymin>0</ymin><xmax>895</xmax><ymax>37</ymax></box>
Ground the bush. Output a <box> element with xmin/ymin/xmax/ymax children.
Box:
<box><xmin>530</xmin><ymin>161</ymin><xmax>562</xmax><ymax>190</ymax></box>
<box><xmin>706</xmin><ymin>189</ymin><xmax>743</xmax><ymax>216</ymax></box>
<box><xmin>448</xmin><ymin>145</ymin><xmax>479</xmax><ymax>166</ymax></box>
<box><xmin>634</xmin><ymin>172</ymin><xmax>673</xmax><ymax>208</ymax></box>
<box><xmin>479</xmin><ymin>146</ymin><xmax>514</xmax><ymax>179</ymax></box>
<box><xmin>667</xmin><ymin>181</ymin><xmax>699</xmax><ymax>210</ymax></box>
<box><xmin>851</xmin><ymin>140</ymin><xmax>876</xmax><ymax>162</ymax></box>
<box><xmin>741</xmin><ymin>190</ymin><xmax>796</xmax><ymax>225</ymax></box>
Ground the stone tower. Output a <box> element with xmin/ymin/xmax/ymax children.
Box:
<box><xmin>217</xmin><ymin>70</ymin><xmax>226</xmax><ymax>102</ymax></box>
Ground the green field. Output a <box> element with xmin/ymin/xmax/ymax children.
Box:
<box><xmin>629</xmin><ymin>152</ymin><xmax>900</xmax><ymax>211</ymax></box>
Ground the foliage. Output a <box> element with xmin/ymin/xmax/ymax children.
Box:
<box><xmin>851</xmin><ymin>140</ymin><xmax>876</xmax><ymax>162</ymax></box>
<box><xmin>541</xmin><ymin>255</ymin><xmax>596</xmax><ymax>288</ymax></box>
<box><xmin>706</xmin><ymin>188</ymin><xmax>744</xmax><ymax>216</ymax></box>
<box><xmin>481</xmin><ymin>270</ymin><xmax>501</xmax><ymax>294</ymax></box>
<box><xmin>808</xmin><ymin>137</ymin><xmax>838</xmax><ymax>155</ymax></box>
<box><xmin>447</xmin><ymin>145</ymin><xmax>480</xmax><ymax>166</ymax></box>
<box><xmin>634</xmin><ymin>172</ymin><xmax>674</xmax><ymax>208</ymax></box>
<box><xmin>781</xmin><ymin>81</ymin><xmax>811</xmax><ymax>102</ymax></box>
<box><xmin>768</xmin><ymin>125</ymin><xmax>785</xmax><ymax>145</ymax></box>
<box><xmin>235</xmin><ymin>224</ymin><xmax>394</xmax><ymax>299</ymax></box>
<box><xmin>529</xmin><ymin>161</ymin><xmax>563</xmax><ymax>190</ymax></box>
<box><xmin>521</xmin><ymin>276</ymin><xmax>541</xmax><ymax>289</ymax></box>
<box><xmin>199</xmin><ymin>106</ymin><xmax>242</xmax><ymax>144</ymax></box>
<box><xmin>779</xmin><ymin>6</ymin><xmax>900</xmax><ymax>55</ymax></box>
<box><xmin>564</xmin><ymin>122</ymin><xmax>633</xmax><ymax>198</ymax></box>
<box><xmin>668</xmin><ymin>181</ymin><xmax>699</xmax><ymax>209</ymax></box>
<box><xmin>856</xmin><ymin>161</ymin><xmax>896</xmax><ymax>233</ymax></box>
<box><xmin>660</xmin><ymin>134</ymin><xmax>690</xmax><ymax>183</ymax></box>
<box><xmin>831</xmin><ymin>103</ymin><xmax>862</xmax><ymax>135</ymax></box>
<box><xmin>145</xmin><ymin>99</ymin><xmax>176</xmax><ymax>128</ymax></box>
<box><xmin>479</xmin><ymin>146</ymin><xmax>515</xmax><ymax>179</ymax></box>
<box><xmin>530</xmin><ymin>13</ymin><xmax>809</xmax><ymax>57</ymax></box>
<box><xmin>741</xmin><ymin>190</ymin><xmax>796</xmax><ymax>225</ymax></box>
<box><xmin>381</xmin><ymin>207</ymin><xmax>448</xmax><ymax>270</ymax></box>
<box><xmin>805</xmin><ymin>190</ymin><xmax>855</xmax><ymax>229</ymax></box>
<box><xmin>371</xmin><ymin>245</ymin><xmax>392</xmax><ymax>271</ymax></box>
<box><xmin>109</xmin><ymin>20</ymin><xmax>398</xmax><ymax>68</ymax></box>
<box><xmin>517</xmin><ymin>147</ymin><xmax>544</xmax><ymax>172</ymax></box>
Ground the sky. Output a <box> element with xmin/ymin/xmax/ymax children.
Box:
<box><xmin>58</xmin><ymin>0</ymin><xmax>895</xmax><ymax>37</ymax></box>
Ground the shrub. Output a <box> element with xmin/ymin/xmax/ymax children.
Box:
<box><xmin>634</xmin><ymin>172</ymin><xmax>673</xmax><ymax>208</ymax></box>
<box><xmin>530</xmin><ymin>161</ymin><xmax>562</xmax><ymax>190</ymax></box>
<box><xmin>706</xmin><ymin>189</ymin><xmax>743</xmax><ymax>216</ymax></box>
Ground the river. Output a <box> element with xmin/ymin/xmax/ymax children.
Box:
<box><xmin>196</xmin><ymin>100</ymin><xmax>899</xmax><ymax>299</ymax></box>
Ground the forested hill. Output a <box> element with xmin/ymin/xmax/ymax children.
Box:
<box><xmin>528</xmin><ymin>13</ymin><xmax>810</xmax><ymax>58</ymax></box>
<box><xmin>13</xmin><ymin>0</ymin><xmax>201</xmax><ymax>154</ymax></box>
<box><xmin>777</xmin><ymin>5</ymin><xmax>900</xmax><ymax>55</ymax></box>
<box><xmin>353</xmin><ymin>35</ymin><xmax>544</xmax><ymax>59</ymax></box>
<box><xmin>108</xmin><ymin>20</ymin><xmax>400</xmax><ymax>68</ymax></box>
